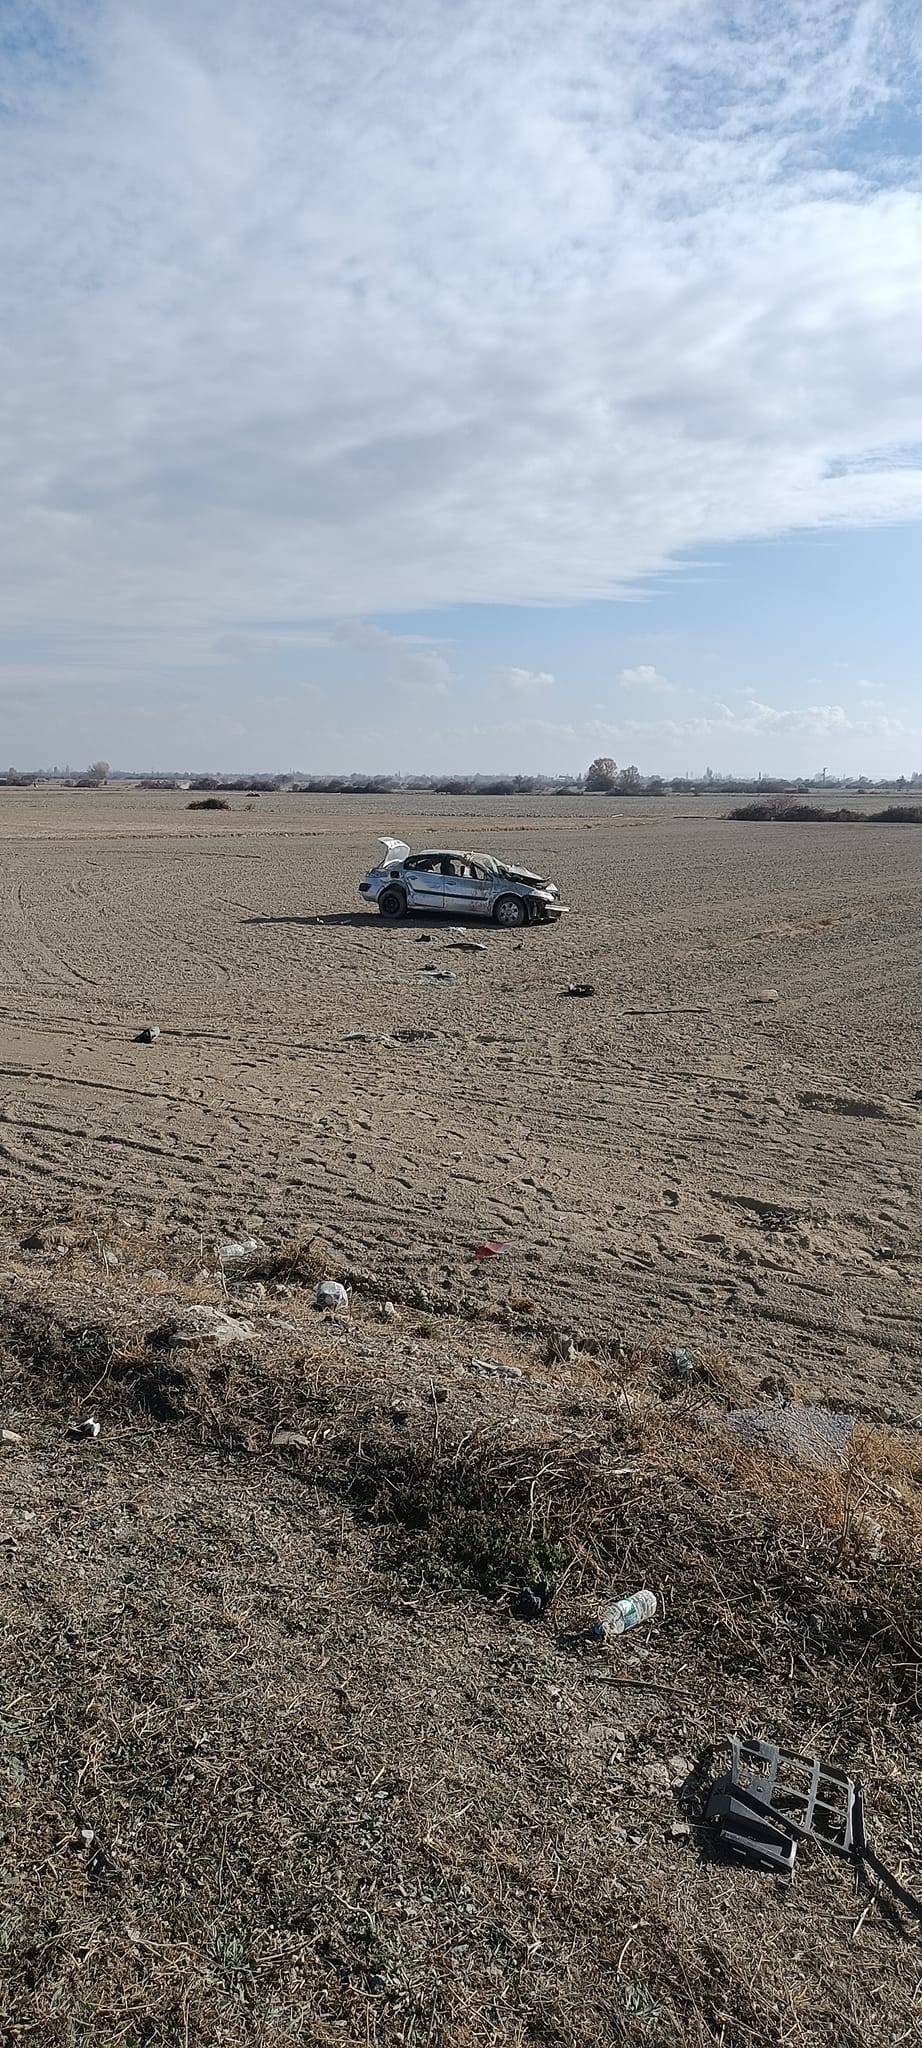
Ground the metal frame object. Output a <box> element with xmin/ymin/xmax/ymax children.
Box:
<box><xmin>704</xmin><ymin>1738</ymin><xmax>857</xmax><ymax>1874</ymax></box>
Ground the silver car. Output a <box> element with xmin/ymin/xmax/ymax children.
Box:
<box><xmin>358</xmin><ymin>839</ymin><xmax>567</xmax><ymax>926</ymax></box>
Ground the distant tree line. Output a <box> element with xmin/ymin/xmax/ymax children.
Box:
<box><xmin>4</xmin><ymin>760</ymin><xmax>922</xmax><ymax>795</ymax></box>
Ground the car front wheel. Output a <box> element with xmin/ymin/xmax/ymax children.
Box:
<box><xmin>378</xmin><ymin>887</ymin><xmax>407</xmax><ymax>919</ymax></box>
<box><xmin>493</xmin><ymin>894</ymin><xmax>527</xmax><ymax>928</ymax></box>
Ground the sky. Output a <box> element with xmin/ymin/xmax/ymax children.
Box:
<box><xmin>1</xmin><ymin>0</ymin><xmax>921</xmax><ymax>777</ymax></box>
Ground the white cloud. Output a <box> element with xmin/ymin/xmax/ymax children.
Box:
<box><xmin>618</xmin><ymin>664</ymin><xmax>673</xmax><ymax>692</ymax></box>
<box><xmin>0</xmin><ymin>0</ymin><xmax>921</xmax><ymax>779</ymax></box>
<box><xmin>500</xmin><ymin>666</ymin><xmax>556</xmax><ymax>691</ymax></box>
<box><xmin>1</xmin><ymin>0</ymin><xmax>922</xmax><ymax>667</ymax></box>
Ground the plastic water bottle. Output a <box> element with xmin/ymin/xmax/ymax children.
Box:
<box><xmin>590</xmin><ymin>1589</ymin><xmax>657</xmax><ymax>1640</ymax></box>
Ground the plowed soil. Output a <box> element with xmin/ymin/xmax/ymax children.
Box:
<box><xmin>1</xmin><ymin>786</ymin><xmax>920</xmax><ymax>1420</ymax></box>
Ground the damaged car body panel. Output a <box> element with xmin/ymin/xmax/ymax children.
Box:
<box><xmin>359</xmin><ymin>841</ymin><xmax>568</xmax><ymax>924</ymax></box>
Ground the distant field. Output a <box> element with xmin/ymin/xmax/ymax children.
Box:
<box><xmin>1</xmin><ymin>784</ymin><xmax>920</xmax><ymax>1413</ymax></box>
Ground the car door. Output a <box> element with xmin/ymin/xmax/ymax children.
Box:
<box><xmin>403</xmin><ymin>858</ymin><xmax>445</xmax><ymax>914</ymax></box>
<box><xmin>441</xmin><ymin>861</ymin><xmax>493</xmax><ymax>919</ymax></box>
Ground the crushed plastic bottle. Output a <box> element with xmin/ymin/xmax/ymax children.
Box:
<box><xmin>590</xmin><ymin>1589</ymin><xmax>657</xmax><ymax>1640</ymax></box>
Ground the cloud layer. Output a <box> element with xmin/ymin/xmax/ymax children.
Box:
<box><xmin>1</xmin><ymin>1</ymin><xmax>921</xmax><ymax>767</ymax></box>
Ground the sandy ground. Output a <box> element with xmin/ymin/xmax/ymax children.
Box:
<box><xmin>0</xmin><ymin>786</ymin><xmax>920</xmax><ymax>1419</ymax></box>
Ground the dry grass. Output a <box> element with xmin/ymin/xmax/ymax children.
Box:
<box><xmin>2</xmin><ymin>1257</ymin><xmax>920</xmax><ymax>2048</ymax></box>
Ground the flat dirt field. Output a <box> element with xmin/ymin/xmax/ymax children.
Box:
<box><xmin>1</xmin><ymin>788</ymin><xmax>921</xmax><ymax>2048</ymax></box>
<box><xmin>1</xmin><ymin>787</ymin><xmax>920</xmax><ymax>1412</ymax></box>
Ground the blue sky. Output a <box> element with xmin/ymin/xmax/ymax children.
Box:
<box><xmin>1</xmin><ymin>0</ymin><xmax>921</xmax><ymax>775</ymax></box>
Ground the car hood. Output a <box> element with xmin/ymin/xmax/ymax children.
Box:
<box><xmin>496</xmin><ymin>862</ymin><xmax>548</xmax><ymax>887</ymax></box>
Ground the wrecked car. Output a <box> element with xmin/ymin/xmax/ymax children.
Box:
<box><xmin>358</xmin><ymin>839</ymin><xmax>567</xmax><ymax>926</ymax></box>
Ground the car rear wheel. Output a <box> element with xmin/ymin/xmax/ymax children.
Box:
<box><xmin>378</xmin><ymin>887</ymin><xmax>407</xmax><ymax>919</ymax></box>
<box><xmin>493</xmin><ymin>894</ymin><xmax>527</xmax><ymax>928</ymax></box>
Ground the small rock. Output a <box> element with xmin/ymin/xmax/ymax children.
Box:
<box><xmin>668</xmin><ymin>1755</ymin><xmax>691</xmax><ymax>1783</ymax></box>
<box><xmin>752</xmin><ymin>988</ymin><xmax>779</xmax><ymax>1004</ymax></box>
<box><xmin>468</xmin><ymin>1356</ymin><xmax>523</xmax><ymax>1383</ymax></box>
<box><xmin>384</xmin><ymin>1300</ymin><xmax>398</xmax><ymax>1318</ymax></box>
<box><xmin>315</xmin><ymin>1278</ymin><xmax>349</xmax><ymax>1313</ymax></box>
<box><xmin>147</xmin><ymin>1305</ymin><xmax>255</xmax><ymax>1350</ymax></box>
<box><xmin>668</xmin><ymin>1820</ymin><xmax>691</xmax><ymax>1841</ymax></box>
<box><xmin>218</xmin><ymin>1235</ymin><xmax>260</xmax><ymax>1269</ymax></box>
<box><xmin>644</xmin><ymin>1761</ymin><xmax>672</xmax><ymax>1793</ymax></box>
<box><xmin>2</xmin><ymin>1428</ymin><xmax>22</xmax><ymax>1447</ymax></box>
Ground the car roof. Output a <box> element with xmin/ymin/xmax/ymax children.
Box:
<box><xmin>414</xmin><ymin>849</ymin><xmax>492</xmax><ymax>862</ymax></box>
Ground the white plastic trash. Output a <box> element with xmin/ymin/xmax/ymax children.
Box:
<box><xmin>590</xmin><ymin>1589</ymin><xmax>657</xmax><ymax>1640</ymax></box>
<box><xmin>315</xmin><ymin>1278</ymin><xmax>348</xmax><ymax>1313</ymax></box>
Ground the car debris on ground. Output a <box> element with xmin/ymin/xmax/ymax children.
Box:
<box><xmin>703</xmin><ymin>1736</ymin><xmax>922</xmax><ymax>1924</ymax></box>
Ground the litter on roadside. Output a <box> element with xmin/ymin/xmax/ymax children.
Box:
<box><xmin>218</xmin><ymin>1235</ymin><xmax>260</xmax><ymax>1268</ymax></box>
<box><xmin>704</xmin><ymin>1736</ymin><xmax>922</xmax><ymax>1922</ymax></box>
<box><xmin>136</xmin><ymin>1025</ymin><xmax>161</xmax><ymax>1043</ymax></box>
<box><xmin>468</xmin><ymin>1356</ymin><xmax>523</xmax><ymax>1382</ymax></box>
<box><xmin>67</xmin><ymin>1417</ymin><xmax>101</xmax><ymax>1440</ymax></box>
<box><xmin>514</xmin><ymin>1579</ymin><xmax>556</xmax><ymax>1620</ymax></box>
<box><xmin>562</xmin><ymin>983</ymin><xmax>596</xmax><ymax>998</ymax></box>
<box><xmin>590</xmin><ymin>1589</ymin><xmax>657</xmax><ymax>1640</ymax></box>
<box><xmin>474</xmin><ymin>1240</ymin><xmax>512</xmax><ymax>1259</ymax></box>
<box><xmin>315</xmin><ymin>1277</ymin><xmax>349</xmax><ymax>1313</ymax></box>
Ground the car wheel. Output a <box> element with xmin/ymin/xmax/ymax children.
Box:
<box><xmin>493</xmin><ymin>894</ymin><xmax>527</xmax><ymax>928</ymax></box>
<box><xmin>378</xmin><ymin>887</ymin><xmax>407</xmax><ymax>919</ymax></box>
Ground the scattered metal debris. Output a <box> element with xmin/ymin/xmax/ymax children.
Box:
<box><xmin>705</xmin><ymin>1738</ymin><xmax>853</xmax><ymax>1874</ymax></box>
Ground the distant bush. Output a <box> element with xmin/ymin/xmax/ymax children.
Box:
<box><xmin>188</xmin><ymin>796</ymin><xmax>230</xmax><ymax>810</ymax></box>
<box><xmin>729</xmin><ymin>797</ymin><xmax>922</xmax><ymax>823</ymax></box>
<box><xmin>729</xmin><ymin>798</ymin><xmax>857</xmax><ymax>822</ymax></box>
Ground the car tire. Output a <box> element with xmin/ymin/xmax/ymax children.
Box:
<box><xmin>378</xmin><ymin>887</ymin><xmax>407</xmax><ymax>919</ymax></box>
<box><xmin>493</xmin><ymin>894</ymin><xmax>527</xmax><ymax>928</ymax></box>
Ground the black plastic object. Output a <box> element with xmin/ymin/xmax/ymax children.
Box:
<box><xmin>704</xmin><ymin>1738</ymin><xmax>857</xmax><ymax>1874</ymax></box>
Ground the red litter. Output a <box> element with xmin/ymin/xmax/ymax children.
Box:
<box><xmin>475</xmin><ymin>1241</ymin><xmax>512</xmax><ymax>1259</ymax></box>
